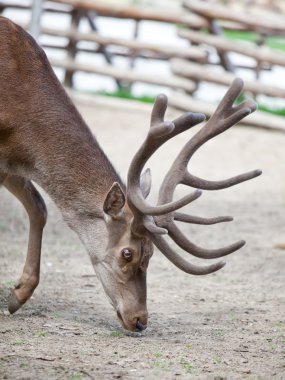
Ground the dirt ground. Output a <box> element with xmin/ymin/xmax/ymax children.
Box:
<box><xmin>0</xmin><ymin>94</ymin><xmax>284</xmax><ymax>380</ymax></box>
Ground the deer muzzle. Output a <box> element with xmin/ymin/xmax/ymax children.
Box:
<box><xmin>117</xmin><ymin>309</ymin><xmax>148</xmax><ymax>332</ymax></box>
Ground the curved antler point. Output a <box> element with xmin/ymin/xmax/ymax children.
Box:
<box><xmin>196</xmin><ymin>189</ymin><xmax>203</xmax><ymax>196</ymax></box>
<box><xmin>164</xmin><ymin>120</ymin><xmax>175</xmax><ymax>132</ymax></box>
<box><xmin>156</xmin><ymin>93</ymin><xmax>168</xmax><ymax>102</ymax></box>
<box><xmin>150</xmin><ymin>121</ymin><xmax>175</xmax><ymax>137</ymax></box>
<box><xmin>250</xmin><ymin>101</ymin><xmax>258</xmax><ymax>112</ymax></box>
<box><xmin>233</xmin><ymin>77</ymin><xmax>244</xmax><ymax>87</ymax></box>
<box><xmin>197</xmin><ymin>112</ymin><xmax>206</xmax><ymax>119</ymax></box>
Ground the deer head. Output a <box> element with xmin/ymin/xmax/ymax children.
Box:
<box><xmin>87</xmin><ymin>79</ymin><xmax>261</xmax><ymax>332</ymax></box>
<box><xmin>92</xmin><ymin>182</ymin><xmax>153</xmax><ymax>332</ymax></box>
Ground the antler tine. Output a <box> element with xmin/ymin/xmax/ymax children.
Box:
<box><xmin>180</xmin><ymin>79</ymin><xmax>257</xmax><ymax>159</ymax></box>
<box><xmin>156</xmin><ymin>217</ymin><xmax>245</xmax><ymax>259</ymax></box>
<box><xmin>156</xmin><ymin>78</ymin><xmax>261</xmax><ymax>207</ymax></box>
<box><xmin>145</xmin><ymin>78</ymin><xmax>261</xmax><ymax>272</ymax></box>
<box><xmin>128</xmin><ymin>79</ymin><xmax>261</xmax><ymax>274</ymax></box>
<box><xmin>178</xmin><ymin>79</ymin><xmax>261</xmax><ymax>190</ymax></box>
<box><xmin>150</xmin><ymin>94</ymin><xmax>206</xmax><ymax>141</ymax></box>
<box><xmin>127</xmin><ymin>94</ymin><xmax>205</xmax><ymax>222</ymax></box>
<box><xmin>182</xmin><ymin>170</ymin><xmax>262</xmax><ymax>190</ymax></box>
<box><xmin>151</xmin><ymin>234</ymin><xmax>226</xmax><ymax>275</ymax></box>
<box><xmin>174</xmin><ymin>212</ymin><xmax>233</xmax><ymax>225</ymax></box>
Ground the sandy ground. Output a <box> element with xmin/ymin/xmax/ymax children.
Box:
<box><xmin>0</xmin><ymin>94</ymin><xmax>284</xmax><ymax>379</ymax></box>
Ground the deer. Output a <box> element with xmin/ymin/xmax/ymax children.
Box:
<box><xmin>0</xmin><ymin>16</ymin><xmax>261</xmax><ymax>332</ymax></box>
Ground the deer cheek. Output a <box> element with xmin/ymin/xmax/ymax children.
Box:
<box><xmin>121</xmin><ymin>265</ymin><xmax>128</xmax><ymax>273</ymax></box>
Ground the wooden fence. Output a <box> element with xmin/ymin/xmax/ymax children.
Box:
<box><xmin>0</xmin><ymin>0</ymin><xmax>285</xmax><ymax>130</ymax></box>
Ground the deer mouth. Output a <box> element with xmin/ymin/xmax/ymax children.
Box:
<box><xmin>135</xmin><ymin>320</ymin><xmax>147</xmax><ymax>332</ymax></box>
<box><xmin>116</xmin><ymin>310</ymin><xmax>147</xmax><ymax>332</ymax></box>
<box><xmin>116</xmin><ymin>310</ymin><xmax>129</xmax><ymax>330</ymax></box>
<box><xmin>116</xmin><ymin>310</ymin><xmax>123</xmax><ymax>322</ymax></box>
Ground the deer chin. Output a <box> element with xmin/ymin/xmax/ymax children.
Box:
<box><xmin>116</xmin><ymin>310</ymin><xmax>132</xmax><ymax>331</ymax></box>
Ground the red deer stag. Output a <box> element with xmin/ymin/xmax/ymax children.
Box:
<box><xmin>0</xmin><ymin>17</ymin><xmax>261</xmax><ymax>332</ymax></box>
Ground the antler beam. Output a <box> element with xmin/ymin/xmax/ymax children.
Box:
<box><xmin>127</xmin><ymin>78</ymin><xmax>261</xmax><ymax>275</ymax></box>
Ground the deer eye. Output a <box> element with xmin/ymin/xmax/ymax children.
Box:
<box><xmin>121</xmin><ymin>248</ymin><xmax>133</xmax><ymax>261</ymax></box>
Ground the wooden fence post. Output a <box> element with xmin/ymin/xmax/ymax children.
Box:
<box><xmin>64</xmin><ymin>8</ymin><xmax>81</xmax><ymax>88</ymax></box>
<box><xmin>29</xmin><ymin>0</ymin><xmax>44</xmax><ymax>41</ymax></box>
<box><xmin>86</xmin><ymin>11</ymin><xmax>122</xmax><ymax>90</ymax></box>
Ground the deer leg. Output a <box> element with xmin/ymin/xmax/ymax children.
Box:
<box><xmin>3</xmin><ymin>175</ymin><xmax>47</xmax><ymax>313</ymax></box>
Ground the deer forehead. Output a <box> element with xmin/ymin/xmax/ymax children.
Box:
<box><xmin>110</xmin><ymin>228</ymin><xmax>142</xmax><ymax>252</ymax></box>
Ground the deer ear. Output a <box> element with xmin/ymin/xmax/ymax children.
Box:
<box><xmin>103</xmin><ymin>182</ymin><xmax>126</xmax><ymax>218</ymax></box>
<box><xmin>140</xmin><ymin>168</ymin><xmax>151</xmax><ymax>199</ymax></box>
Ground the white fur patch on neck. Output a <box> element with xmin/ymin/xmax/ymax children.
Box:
<box><xmin>65</xmin><ymin>214</ymin><xmax>108</xmax><ymax>264</ymax></box>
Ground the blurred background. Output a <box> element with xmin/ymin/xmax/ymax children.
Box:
<box><xmin>0</xmin><ymin>0</ymin><xmax>285</xmax><ymax>131</ymax></box>
<box><xmin>1</xmin><ymin>3</ymin><xmax>285</xmax><ymax>379</ymax></box>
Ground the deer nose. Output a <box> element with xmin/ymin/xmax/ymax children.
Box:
<box><xmin>117</xmin><ymin>309</ymin><xmax>148</xmax><ymax>332</ymax></box>
<box><xmin>133</xmin><ymin>311</ymin><xmax>148</xmax><ymax>332</ymax></box>
<box><xmin>135</xmin><ymin>319</ymin><xmax>147</xmax><ymax>332</ymax></box>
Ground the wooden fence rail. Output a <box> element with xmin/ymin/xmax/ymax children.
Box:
<box><xmin>52</xmin><ymin>0</ymin><xmax>208</xmax><ymax>29</ymax></box>
<box><xmin>183</xmin><ymin>0</ymin><xmax>285</xmax><ymax>35</ymax></box>
<box><xmin>169</xmin><ymin>91</ymin><xmax>285</xmax><ymax>132</ymax></box>
<box><xmin>0</xmin><ymin>0</ymin><xmax>284</xmax><ymax>131</ymax></box>
<box><xmin>42</xmin><ymin>27</ymin><xmax>209</xmax><ymax>62</ymax></box>
<box><xmin>171</xmin><ymin>59</ymin><xmax>285</xmax><ymax>98</ymax></box>
<box><xmin>178</xmin><ymin>29</ymin><xmax>285</xmax><ymax>67</ymax></box>
<box><xmin>50</xmin><ymin>58</ymin><xmax>197</xmax><ymax>93</ymax></box>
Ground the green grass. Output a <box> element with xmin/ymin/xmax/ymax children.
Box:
<box><xmin>96</xmin><ymin>89</ymin><xmax>155</xmax><ymax>104</ymax></box>
<box><xmin>109</xmin><ymin>331</ymin><xmax>125</xmax><ymax>337</ymax></box>
<box><xmin>89</xmin><ymin>77</ymin><xmax>285</xmax><ymax>118</ymax></box>
<box><xmin>236</xmin><ymin>94</ymin><xmax>285</xmax><ymax>118</ymax></box>
<box><xmin>180</xmin><ymin>360</ymin><xmax>194</xmax><ymax>374</ymax></box>
<box><xmin>266</xmin><ymin>36</ymin><xmax>285</xmax><ymax>52</ymax></box>
<box><xmin>3</xmin><ymin>280</ymin><xmax>16</xmax><ymax>287</ymax></box>
<box><xmin>223</xmin><ymin>30</ymin><xmax>285</xmax><ymax>53</ymax></box>
<box><xmin>151</xmin><ymin>361</ymin><xmax>163</xmax><ymax>368</ymax></box>
<box><xmin>19</xmin><ymin>362</ymin><xmax>29</xmax><ymax>368</ymax></box>
<box><xmin>213</xmin><ymin>356</ymin><xmax>222</xmax><ymax>364</ymax></box>
<box><xmin>224</xmin><ymin>30</ymin><xmax>259</xmax><ymax>43</ymax></box>
<box><xmin>99</xmin><ymin>89</ymin><xmax>285</xmax><ymax>118</ymax></box>
<box><xmin>13</xmin><ymin>340</ymin><xmax>26</xmax><ymax>346</ymax></box>
<box><xmin>258</xmin><ymin>104</ymin><xmax>285</xmax><ymax>117</ymax></box>
<box><xmin>34</xmin><ymin>331</ymin><xmax>48</xmax><ymax>337</ymax></box>
<box><xmin>22</xmin><ymin>303</ymin><xmax>34</xmax><ymax>310</ymax></box>
<box><xmin>212</xmin><ymin>329</ymin><xmax>226</xmax><ymax>337</ymax></box>
<box><xmin>68</xmin><ymin>373</ymin><xmax>82</xmax><ymax>380</ymax></box>
<box><xmin>0</xmin><ymin>223</ymin><xmax>8</xmax><ymax>232</ymax></box>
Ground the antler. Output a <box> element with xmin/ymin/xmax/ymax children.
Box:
<box><xmin>127</xmin><ymin>78</ymin><xmax>261</xmax><ymax>275</ymax></box>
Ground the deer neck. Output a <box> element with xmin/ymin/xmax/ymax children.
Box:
<box><xmin>33</xmin><ymin>116</ymin><xmax>122</xmax><ymax>224</ymax></box>
<box><xmin>29</xmin><ymin>110</ymin><xmax>124</xmax><ymax>260</ymax></box>
<box><xmin>8</xmin><ymin>89</ymin><xmax>123</xmax><ymax>232</ymax></box>
<box><xmin>0</xmin><ymin>18</ymin><xmax>124</xmax><ymax>256</ymax></box>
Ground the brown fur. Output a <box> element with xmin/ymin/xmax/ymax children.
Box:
<box><xmin>0</xmin><ymin>17</ymin><xmax>121</xmax><ymax>214</ymax></box>
<box><xmin>0</xmin><ymin>17</ymin><xmax>149</xmax><ymax>332</ymax></box>
<box><xmin>0</xmin><ymin>17</ymin><xmax>259</xmax><ymax>332</ymax></box>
